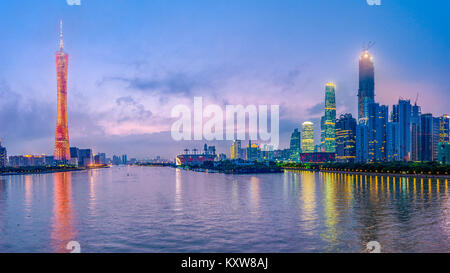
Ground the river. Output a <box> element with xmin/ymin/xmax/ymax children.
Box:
<box><xmin>0</xmin><ymin>166</ymin><xmax>448</xmax><ymax>253</ymax></box>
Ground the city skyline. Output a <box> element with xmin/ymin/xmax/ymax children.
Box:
<box><xmin>0</xmin><ymin>1</ymin><xmax>449</xmax><ymax>158</ymax></box>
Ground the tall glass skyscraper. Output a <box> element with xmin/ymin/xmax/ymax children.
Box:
<box><xmin>367</xmin><ymin>102</ymin><xmax>388</xmax><ymax>162</ymax></box>
<box><xmin>289</xmin><ymin>128</ymin><xmax>301</xmax><ymax>162</ymax></box>
<box><xmin>439</xmin><ymin>114</ymin><xmax>449</xmax><ymax>143</ymax></box>
<box><xmin>323</xmin><ymin>83</ymin><xmax>336</xmax><ymax>153</ymax></box>
<box><xmin>411</xmin><ymin>103</ymin><xmax>421</xmax><ymax>161</ymax></box>
<box><xmin>0</xmin><ymin>139</ymin><xmax>7</xmax><ymax>168</ymax></box>
<box><xmin>392</xmin><ymin>99</ymin><xmax>412</xmax><ymax>161</ymax></box>
<box><xmin>301</xmin><ymin>122</ymin><xmax>314</xmax><ymax>153</ymax></box>
<box><xmin>358</xmin><ymin>50</ymin><xmax>375</xmax><ymax>121</ymax></box>
<box><xmin>420</xmin><ymin>114</ymin><xmax>440</xmax><ymax>162</ymax></box>
<box><xmin>335</xmin><ymin>114</ymin><xmax>356</xmax><ymax>162</ymax></box>
<box><xmin>54</xmin><ymin>21</ymin><xmax>71</xmax><ymax>161</ymax></box>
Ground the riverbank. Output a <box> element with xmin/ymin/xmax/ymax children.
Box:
<box><xmin>0</xmin><ymin>165</ymin><xmax>110</xmax><ymax>176</ymax></box>
<box><xmin>283</xmin><ymin>167</ymin><xmax>450</xmax><ymax>179</ymax></box>
<box><xmin>178</xmin><ymin>161</ymin><xmax>283</xmax><ymax>174</ymax></box>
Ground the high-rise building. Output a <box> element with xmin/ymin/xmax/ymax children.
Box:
<box><xmin>94</xmin><ymin>153</ymin><xmax>106</xmax><ymax>165</ymax></box>
<box><xmin>386</xmin><ymin>122</ymin><xmax>400</xmax><ymax>161</ymax></box>
<box><xmin>320</xmin><ymin>115</ymin><xmax>325</xmax><ymax>152</ymax></box>
<box><xmin>69</xmin><ymin>147</ymin><xmax>80</xmax><ymax>166</ymax></box>
<box><xmin>0</xmin><ymin>139</ymin><xmax>7</xmax><ymax>168</ymax></box>
<box><xmin>301</xmin><ymin>122</ymin><xmax>314</xmax><ymax>153</ymax></box>
<box><xmin>322</xmin><ymin>83</ymin><xmax>336</xmax><ymax>153</ymax></box>
<box><xmin>438</xmin><ymin>142</ymin><xmax>450</xmax><ymax>164</ymax></box>
<box><xmin>392</xmin><ymin>99</ymin><xmax>412</xmax><ymax>161</ymax></box>
<box><xmin>289</xmin><ymin>128</ymin><xmax>301</xmax><ymax>162</ymax></box>
<box><xmin>335</xmin><ymin>114</ymin><xmax>356</xmax><ymax>162</ymax></box>
<box><xmin>420</xmin><ymin>114</ymin><xmax>440</xmax><ymax>162</ymax></box>
<box><xmin>230</xmin><ymin>140</ymin><xmax>242</xmax><ymax>160</ymax></box>
<box><xmin>54</xmin><ymin>21</ymin><xmax>71</xmax><ymax>162</ymax></box>
<box><xmin>356</xmin><ymin>120</ymin><xmax>369</xmax><ymax>163</ymax></box>
<box><xmin>246</xmin><ymin>141</ymin><xmax>260</xmax><ymax>161</ymax></box>
<box><xmin>367</xmin><ymin>103</ymin><xmax>388</xmax><ymax>162</ymax></box>
<box><xmin>411</xmin><ymin>103</ymin><xmax>421</xmax><ymax>161</ymax></box>
<box><xmin>122</xmin><ymin>154</ymin><xmax>128</xmax><ymax>165</ymax></box>
<box><xmin>439</xmin><ymin>114</ymin><xmax>449</xmax><ymax>143</ymax></box>
<box><xmin>358</xmin><ymin>50</ymin><xmax>375</xmax><ymax>121</ymax></box>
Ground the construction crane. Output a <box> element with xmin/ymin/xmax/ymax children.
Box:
<box><xmin>415</xmin><ymin>93</ymin><xmax>419</xmax><ymax>105</ymax></box>
<box><xmin>363</xmin><ymin>41</ymin><xmax>376</xmax><ymax>51</ymax></box>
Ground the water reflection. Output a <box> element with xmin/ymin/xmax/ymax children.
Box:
<box><xmin>51</xmin><ymin>172</ymin><xmax>76</xmax><ymax>253</ymax></box>
<box><xmin>299</xmin><ymin>171</ymin><xmax>317</xmax><ymax>234</ymax></box>
<box><xmin>0</xmin><ymin>167</ymin><xmax>448</xmax><ymax>253</ymax></box>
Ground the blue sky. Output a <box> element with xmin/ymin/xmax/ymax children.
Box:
<box><xmin>0</xmin><ymin>0</ymin><xmax>448</xmax><ymax>158</ymax></box>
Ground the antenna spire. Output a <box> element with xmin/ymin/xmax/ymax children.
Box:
<box><xmin>59</xmin><ymin>20</ymin><xmax>64</xmax><ymax>50</ymax></box>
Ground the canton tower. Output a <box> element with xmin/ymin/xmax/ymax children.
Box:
<box><xmin>54</xmin><ymin>20</ymin><xmax>71</xmax><ymax>161</ymax></box>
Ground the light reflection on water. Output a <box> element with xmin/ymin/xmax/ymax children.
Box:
<box><xmin>0</xmin><ymin>166</ymin><xmax>448</xmax><ymax>253</ymax></box>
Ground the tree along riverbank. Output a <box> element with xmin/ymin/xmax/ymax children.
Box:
<box><xmin>0</xmin><ymin>164</ymin><xmax>110</xmax><ymax>176</ymax></box>
<box><xmin>281</xmin><ymin>162</ymin><xmax>450</xmax><ymax>178</ymax></box>
<box><xmin>178</xmin><ymin>160</ymin><xmax>283</xmax><ymax>174</ymax></box>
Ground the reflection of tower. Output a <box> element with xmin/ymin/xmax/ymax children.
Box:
<box><xmin>358</xmin><ymin>50</ymin><xmax>375</xmax><ymax>121</ymax></box>
<box><xmin>51</xmin><ymin>172</ymin><xmax>76</xmax><ymax>252</ymax></box>
<box><xmin>54</xmin><ymin>20</ymin><xmax>71</xmax><ymax>161</ymax></box>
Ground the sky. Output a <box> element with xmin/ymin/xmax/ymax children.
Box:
<box><xmin>0</xmin><ymin>0</ymin><xmax>448</xmax><ymax>159</ymax></box>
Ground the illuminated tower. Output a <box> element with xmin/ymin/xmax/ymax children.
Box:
<box><xmin>54</xmin><ymin>21</ymin><xmax>71</xmax><ymax>162</ymax></box>
<box><xmin>358</xmin><ymin>50</ymin><xmax>375</xmax><ymax>121</ymax></box>
<box><xmin>323</xmin><ymin>83</ymin><xmax>336</xmax><ymax>153</ymax></box>
<box><xmin>301</xmin><ymin>121</ymin><xmax>314</xmax><ymax>153</ymax></box>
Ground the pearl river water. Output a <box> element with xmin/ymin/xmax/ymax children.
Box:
<box><xmin>0</xmin><ymin>166</ymin><xmax>448</xmax><ymax>253</ymax></box>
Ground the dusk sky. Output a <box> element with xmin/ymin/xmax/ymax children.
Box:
<box><xmin>0</xmin><ymin>0</ymin><xmax>448</xmax><ymax>159</ymax></box>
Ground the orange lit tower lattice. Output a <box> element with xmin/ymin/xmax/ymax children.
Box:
<box><xmin>54</xmin><ymin>20</ymin><xmax>71</xmax><ymax>161</ymax></box>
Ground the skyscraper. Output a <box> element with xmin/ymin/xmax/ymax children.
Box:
<box><xmin>335</xmin><ymin>114</ymin><xmax>356</xmax><ymax>162</ymax></box>
<box><xmin>439</xmin><ymin>114</ymin><xmax>449</xmax><ymax>143</ymax></box>
<box><xmin>392</xmin><ymin>99</ymin><xmax>412</xmax><ymax>161</ymax></box>
<box><xmin>358</xmin><ymin>50</ymin><xmax>375</xmax><ymax>121</ymax></box>
<box><xmin>420</xmin><ymin>114</ymin><xmax>440</xmax><ymax>162</ymax></box>
<box><xmin>289</xmin><ymin>128</ymin><xmax>301</xmax><ymax>162</ymax></box>
<box><xmin>301</xmin><ymin>122</ymin><xmax>314</xmax><ymax>153</ymax></box>
<box><xmin>356</xmin><ymin>120</ymin><xmax>369</xmax><ymax>163</ymax></box>
<box><xmin>230</xmin><ymin>140</ymin><xmax>242</xmax><ymax>159</ymax></box>
<box><xmin>386</xmin><ymin>122</ymin><xmax>400</xmax><ymax>162</ymax></box>
<box><xmin>323</xmin><ymin>83</ymin><xmax>336</xmax><ymax>153</ymax></box>
<box><xmin>0</xmin><ymin>139</ymin><xmax>7</xmax><ymax>168</ymax></box>
<box><xmin>54</xmin><ymin>21</ymin><xmax>71</xmax><ymax>162</ymax></box>
<box><xmin>411</xmin><ymin>103</ymin><xmax>421</xmax><ymax>161</ymax></box>
<box><xmin>367</xmin><ymin>103</ymin><xmax>388</xmax><ymax>162</ymax></box>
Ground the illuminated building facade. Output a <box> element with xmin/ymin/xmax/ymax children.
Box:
<box><xmin>358</xmin><ymin>50</ymin><xmax>375</xmax><ymax>121</ymax></box>
<box><xmin>54</xmin><ymin>21</ymin><xmax>71</xmax><ymax>162</ymax></box>
<box><xmin>367</xmin><ymin>102</ymin><xmax>388</xmax><ymax>162</ymax></box>
<box><xmin>392</xmin><ymin>99</ymin><xmax>412</xmax><ymax>161</ymax></box>
<box><xmin>301</xmin><ymin>121</ymin><xmax>314</xmax><ymax>153</ymax></box>
<box><xmin>289</xmin><ymin>128</ymin><xmax>301</xmax><ymax>162</ymax></box>
<box><xmin>335</xmin><ymin>114</ymin><xmax>356</xmax><ymax>162</ymax></box>
<box><xmin>386</xmin><ymin>122</ymin><xmax>400</xmax><ymax>161</ymax></box>
<box><xmin>230</xmin><ymin>140</ymin><xmax>242</xmax><ymax>160</ymax></box>
<box><xmin>440</xmin><ymin>114</ymin><xmax>449</xmax><ymax>143</ymax></box>
<box><xmin>0</xmin><ymin>139</ymin><xmax>7</xmax><ymax>167</ymax></box>
<box><xmin>419</xmin><ymin>114</ymin><xmax>440</xmax><ymax>162</ymax></box>
<box><xmin>411</xmin><ymin>103</ymin><xmax>421</xmax><ymax>161</ymax></box>
<box><xmin>323</xmin><ymin>83</ymin><xmax>336</xmax><ymax>153</ymax></box>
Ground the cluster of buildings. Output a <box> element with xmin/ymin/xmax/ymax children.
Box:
<box><xmin>176</xmin><ymin>144</ymin><xmax>227</xmax><ymax>166</ymax></box>
<box><xmin>229</xmin><ymin>50</ymin><xmax>450</xmax><ymax>164</ymax></box>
